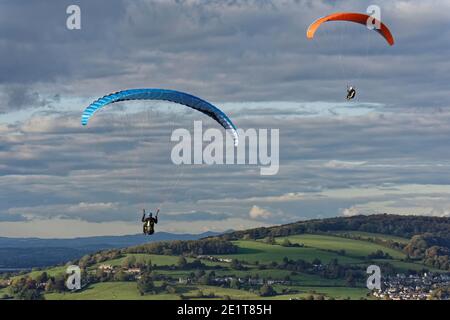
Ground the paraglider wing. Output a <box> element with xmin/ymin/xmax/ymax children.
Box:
<box><xmin>81</xmin><ymin>89</ymin><xmax>239</xmax><ymax>146</ymax></box>
<box><xmin>307</xmin><ymin>12</ymin><xmax>394</xmax><ymax>46</ymax></box>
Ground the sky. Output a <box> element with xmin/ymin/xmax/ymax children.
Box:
<box><xmin>0</xmin><ymin>0</ymin><xmax>450</xmax><ymax>238</ymax></box>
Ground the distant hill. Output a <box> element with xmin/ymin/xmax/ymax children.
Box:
<box><xmin>215</xmin><ymin>214</ymin><xmax>450</xmax><ymax>272</ymax></box>
<box><xmin>218</xmin><ymin>214</ymin><xmax>450</xmax><ymax>241</ymax></box>
<box><xmin>0</xmin><ymin>231</ymin><xmax>222</xmax><ymax>269</ymax></box>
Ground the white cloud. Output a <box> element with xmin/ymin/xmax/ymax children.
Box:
<box><xmin>428</xmin><ymin>208</ymin><xmax>450</xmax><ymax>217</ymax></box>
<box><xmin>341</xmin><ymin>206</ymin><xmax>363</xmax><ymax>217</ymax></box>
<box><xmin>324</xmin><ymin>160</ymin><xmax>367</xmax><ymax>169</ymax></box>
<box><xmin>249</xmin><ymin>205</ymin><xmax>272</xmax><ymax>219</ymax></box>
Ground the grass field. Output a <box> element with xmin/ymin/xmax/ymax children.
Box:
<box><xmin>188</xmin><ymin>285</ymin><xmax>260</xmax><ymax>299</ymax></box>
<box><xmin>332</xmin><ymin>231</ymin><xmax>410</xmax><ymax>244</ymax></box>
<box><xmin>271</xmin><ymin>285</ymin><xmax>370</xmax><ymax>300</ymax></box>
<box><xmin>93</xmin><ymin>254</ymin><xmax>180</xmax><ymax>268</ymax></box>
<box><xmin>0</xmin><ymin>287</ymin><xmax>8</xmax><ymax>297</ymax></box>
<box><xmin>93</xmin><ymin>253</ymin><xmax>227</xmax><ymax>269</ymax></box>
<box><xmin>12</xmin><ymin>266</ymin><xmax>67</xmax><ymax>281</ymax></box>
<box><xmin>45</xmin><ymin>282</ymin><xmax>180</xmax><ymax>300</ymax></box>
<box><xmin>370</xmin><ymin>259</ymin><xmax>444</xmax><ymax>273</ymax></box>
<box><xmin>278</xmin><ymin>234</ymin><xmax>406</xmax><ymax>259</ymax></box>
<box><xmin>213</xmin><ymin>268</ymin><xmax>346</xmax><ymax>286</ymax></box>
<box><xmin>215</xmin><ymin>240</ymin><xmax>362</xmax><ymax>265</ymax></box>
<box><xmin>45</xmin><ymin>282</ymin><xmax>262</xmax><ymax>300</ymax></box>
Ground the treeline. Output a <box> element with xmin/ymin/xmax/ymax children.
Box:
<box><xmin>404</xmin><ymin>234</ymin><xmax>450</xmax><ymax>270</ymax></box>
<box><xmin>5</xmin><ymin>270</ymin><xmax>83</xmax><ymax>300</ymax></box>
<box><xmin>76</xmin><ymin>250</ymin><xmax>123</xmax><ymax>268</ymax></box>
<box><xmin>219</xmin><ymin>214</ymin><xmax>450</xmax><ymax>241</ymax></box>
<box><xmin>125</xmin><ymin>238</ymin><xmax>237</xmax><ymax>256</ymax></box>
<box><xmin>334</xmin><ymin>233</ymin><xmax>405</xmax><ymax>251</ymax></box>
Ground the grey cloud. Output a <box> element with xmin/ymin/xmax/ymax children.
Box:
<box><xmin>0</xmin><ymin>211</ymin><xmax>28</xmax><ymax>222</ymax></box>
<box><xmin>0</xmin><ymin>0</ymin><xmax>449</xmax><ymax>112</ymax></box>
<box><xmin>3</xmin><ymin>103</ymin><xmax>450</xmax><ymax>225</ymax></box>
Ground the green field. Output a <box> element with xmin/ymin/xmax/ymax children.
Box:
<box><xmin>93</xmin><ymin>254</ymin><xmax>180</xmax><ymax>268</ymax></box>
<box><xmin>370</xmin><ymin>259</ymin><xmax>443</xmax><ymax>273</ymax></box>
<box><xmin>45</xmin><ymin>282</ymin><xmax>262</xmax><ymax>300</ymax></box>
<box><xmin>271</xmin><ymin>285</ymin><xmax>370</xmax><ymax>300</ymax></box>
<box><xmin>0</xmin><ymin>287</ymin><xmax>8</xmax><ymax>297</ymax></box>
<box><xmin>215</xmin><ymin>240</ymin><xmax>361</xmax><ymax>265</ymax></box>
<box><xmin>45</xmin><ymin>282</ymin><xmax>180</xmax><ymax>300</ymax></box>
<box><xmin>45</xmin><ymin>281</ymin><xmax>367</xmax><ymax>300</ymax></box>
<box><xmin>45</xmin><ymin>282</ymin><xmax>369</xmax><ymax>300</ymax></box>
<box><xmin>13</xmin><ymin>266</ymin><xmax>67</xmax><ymax>281</ymax></box>
<box><xmin>278</xmin><ymin>234</ymin><xmax>406</xmax><ymax>259</ymax></box>
<box><xmin>94</xmin><ymin>253</ymin><xmax>226</xmax><ymax>269</ymax></box>
<box><xmin>332</xmin><ymin>231</ymin><xmax>410</xmax><ymax>244</ymax></box>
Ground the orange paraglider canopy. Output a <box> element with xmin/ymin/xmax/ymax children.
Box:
<box><xmin>307</xmin><ymin>12</ymin><xmax>394</xmax><ymax>46</ymax></box>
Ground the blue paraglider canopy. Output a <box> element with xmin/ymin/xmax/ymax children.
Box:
<box><xmin>81</xmin><ymin>88</ymin><xmax>239</xmax><ymax>146</ymax></box>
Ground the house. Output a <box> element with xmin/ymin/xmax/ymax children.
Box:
<box><xmin>125</xmin><ymin>268</ymin><xmax>141</xmax><ymax>274</ymax></box>
<box><xmin>98</xmin><ymin>264</ymin><xmax>114</xmax><ymax>273</ymax></box>
<box><xmin>178</xmin><ymin>278</ymin><xmax>192</xmax><ymax>284</ymax></box>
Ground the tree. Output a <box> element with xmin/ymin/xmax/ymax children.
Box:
<box><xmin>166</xmin><ymin>285</ymin><xmax>177</xmax><ymax>294</ymax></box>
<box><xmin>259</xmin><ymin>284</ymin><xmax>276</xmax><ymax>297</ymax></box>
<box><xmin>9</xmin><ymin>277</ymin><xmax>44</xmax><ymax>300</ymax></box>
<box><xmin>265</xmin><ymin>236</ymin><xmax>276</xmax><ymax>245</ymax></box>
<box><xmin>78</xmin><ymin>255</ymin><xmax>93</xmax><ymax>268</ymax></box>
<box><xmin>122</xmin><ymin>255</ymin><xmax>137</xmax><ymax>269</ymax></box>
<box><xmin>144</xmin><ymin>258</ymin><xmax>153</xmax><ymax>271</ymax></box>
<box><xmin>45</xmin><ymin>278</ymin><xmax>55</xmax><ymax>292</ymax></box>
<box><xmin>195</xmin><ymin>269</ymin><xmax>206</xmax><ymax>279</ymax></box>
<box><xmin>114</xmin><ymin>270</ymin><xmax>132</xmax><ymax>282</ymax></box>
<box><xmin>177</xmin><ymin>256</ymin><xmax>187</xmax><ymax>269</ymax></box>
<box><xmin>230</xmin><ymin>278</ymin><xmax>240</xmax><ymax>289</ymax></box>
<box><xmin>281</xmin><ymin>239</ymin><xmax>292</xmax><ymax>247</ymax></box>
<box><xmin>198</xmin><ymin>275</ymin><xmax>211</xmax><ymax>285</ymax></box>
<box><xmin>137</xmin><ymin>274</ymin><xmax>154</xmax><ymax>295</ymax></box>
<box><xmin>230</xmin><ymin>259</ymin><xmax>243</xmax><ymax>270</ymax></box>
<box><xmin>36</xmin><ymin>272</ymin><xmax>49</xmax><ymax>284</ymax></box>
<box><xmin>345</xmin><ymin>273</ymin><xmax>356</xmax><ymax>287</ymax></box>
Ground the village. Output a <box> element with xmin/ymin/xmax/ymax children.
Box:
<box><xmin>372</xmin><ymin>273</ymin><xmax>450</xmax><ymax>300</ymax></box>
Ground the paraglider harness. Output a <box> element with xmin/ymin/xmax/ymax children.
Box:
<box><xmin>142</xmin><ymin>208</ymin><xmax>159</xmax><ymax>235</ymax></box>
<box><xmin>346</xmin><ymin>86</ymin><xmax>356</xmax><ymax>100</ymax></box>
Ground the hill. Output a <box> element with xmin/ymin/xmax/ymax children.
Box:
<box><xmin>1</xmin><ymin>214</ymin><xmax>449</xmax><ymax>300</ymax></box>
<box><xmin>218</xmin><ymin>214</ymin><xmax>450</xmax><ymax>241</ymax></box>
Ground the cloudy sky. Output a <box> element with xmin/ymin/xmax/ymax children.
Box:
<box><xmin>1</xmin><ymin>0</ymin><xmax>450</xmax><ymax>238</ymax></box>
